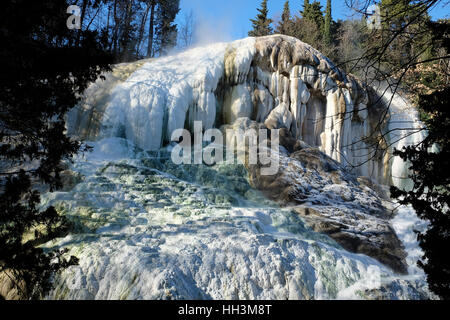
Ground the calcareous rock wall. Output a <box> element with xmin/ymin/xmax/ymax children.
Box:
<box><xmin>67</xmin><ymin>35</ymin><xmax>403</xmax><ymax>186</ymax></box>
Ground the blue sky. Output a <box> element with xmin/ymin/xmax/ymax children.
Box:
<box><xmin>176</xmin><ymin>0</ymin><xmax>450</xmax><ymax>42</ymax></box>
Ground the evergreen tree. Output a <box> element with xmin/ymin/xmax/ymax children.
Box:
<box><xmin>276</xmin><ymin>1</ymin><xmax>292</xmax><ymax>35</ymax></box>
<box><xmin>155</xmin><ymin>0</ymin><xmax>180</xmax><ymax>55</ymax></box>
<box><xmin>323</xmin><ymin>0</ymin><xmax>332</xmax><ymax>45</ymax></box>
<box><xmin>147</xmin><ymin>0</ymin><xmax>157</xmax><ymax>58</ymax></box>
<box><xmin>291</xmin><ymin>0</ymin><xmax>324</xmax><ymax>49</ymax></box>
<box><xmin>248</xmin><ymin>0</ymin><xmax>273</xmax><ymax>37</ymax></box>
<box><xmin>0</xmin><ymin>0</ymin><xmax>112</xmax><ymax>299</ymax></box>
<box><xmin>303</xmin><ymin>1</ymin><xmax>324</xmax><ymax>31</ymax></box>
<box><xmin>300</xmin><ymin>0</ymin><xmax>309</xmax><ymax>18</ymax></box>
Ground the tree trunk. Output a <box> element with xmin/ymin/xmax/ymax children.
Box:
<box><xmin>112</xmin><ymin>0</ymin><xmax>119</xmax><ymax>59</ymax></box>
<box><xmin>106</xmin><ymin>4</ymin><xmax>111</xmax><ymax>49</ymax></box>
<box><xmin>76</xmin><ymin>0</ymin><xmax>89</xmax><ymax>46</ymax></box>
<box><xmin>136</xmin><ymin>4</ymin><xmax>150</xmax><ymax>58</ymax></box>
<box><xmin>79</xmin><ymin>0</ymin><xmax>88</xmax><ymax>29</ymax></box>
<box><xmin>147</xmin><ymin>0</ymin><xmax>156</xmax><ymax>58</ymax></box>
<box><xmin>121</xmin><ymin>0</ymin><xmax>133</xmax><ymax>62</ymax></box>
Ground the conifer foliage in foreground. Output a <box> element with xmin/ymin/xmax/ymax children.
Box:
<box><xmin>0</xmin><ymin>0</ymin><xmax>112</xmax><ymax>299</ymax></box>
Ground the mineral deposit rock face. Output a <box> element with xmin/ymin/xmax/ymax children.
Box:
<box><xmin>225</xmin><ymin>118</ymin><xmax>408</xmax><ymax>274</ymax></box>
<box><xmin>67</xmin><ymin>35</ymin><xmax>408</xmax><ymax>186</ymax></box>
<box><xmin>35</xmin><ymin>35</ymin><xmax>430</xmax><ymax>300</ymax></box>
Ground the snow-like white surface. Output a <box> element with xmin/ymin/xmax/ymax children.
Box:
<box><xmin>392</xmin><ymin>206</ymin><xmax>428</xmax><ymax>276</ymax></box>
<box><xmin>67</xmin><ymin>35</ymin><xmax>414</xmax><ymax>187</ymax></box>
<box><xmin>89</xmin><ymin>39</ymin><xmax>255</xmax><ymax>151</ymax></box>
<box><xmin>386</xmin><ymin>90</ymin><xmax>426</xmax><ymax>190</ymax></box>
<box><xmin>41</xmin><ymin>138</ymin><xmax>431</xmax><ymax>300</ymax></box>
<box><xmin>53</xmin><ymin>36</ymin><xmax>433</xmax><ymax>300</ymax></box>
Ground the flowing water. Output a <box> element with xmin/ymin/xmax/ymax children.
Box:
<box><xmin>40</xmin><ymin>138</ymin><xmax>431</xmax><ymax>300</ymax></box>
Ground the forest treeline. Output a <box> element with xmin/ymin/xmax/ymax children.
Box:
<box><xmin>70</xmin><ymin>0</ymin><xmax>189</xmax><ymax>62</ymax></box>
<box><xmin>249</xmin><ymin>0</ymin><xmax>449</xmax><ymax>93</ymax></box>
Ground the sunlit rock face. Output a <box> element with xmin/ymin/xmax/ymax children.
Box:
<box><xmin>67</xmin><ymin>35</ymin><xmax>414</xmax><ymax>186</ymax></box>
<box><xmin>223</xmin><ymin>118</ymin><xmax>407</xmax><ymax>274</ymax></box>
<box><xmin>51</xmin><ymin>35</ymin><xmax>433</xmax><ymax>300</ymax></box>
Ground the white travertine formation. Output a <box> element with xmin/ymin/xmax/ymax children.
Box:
<box><xmin>66</xmin><ymin>35</ymin><xmax>424</xmax><ymax>187</ymax></box>
<box><xmin>43</xmin><ymin>36</ymin><xmax>433</xmax><ymax>300</ymax></box>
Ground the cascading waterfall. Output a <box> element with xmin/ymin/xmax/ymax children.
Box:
<box><xmin>41</xmin><ymin>35</ymin><xmax>433</xmax><ymax>300</ymax></box>
<box><xmin>384</xmin><ymin>88</ymin><xmax>427</xmax><ymax>190</ymax></box>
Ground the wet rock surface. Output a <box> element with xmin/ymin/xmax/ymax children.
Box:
<box><xmin>236</xmin><ymin>119</ymin><xmax>409</xmax><ymax>274</ymax></box>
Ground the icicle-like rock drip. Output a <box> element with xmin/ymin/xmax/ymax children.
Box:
<box><xmin>66</xmin><ymin>35</ymin><xmax>421</xmax><ymax>186</ymax></box>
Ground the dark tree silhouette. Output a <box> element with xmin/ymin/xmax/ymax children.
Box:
<box><xmin>0</xmin><ymin>0</ymin><xmax>112</xmax><ymax>299</ymax></box>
